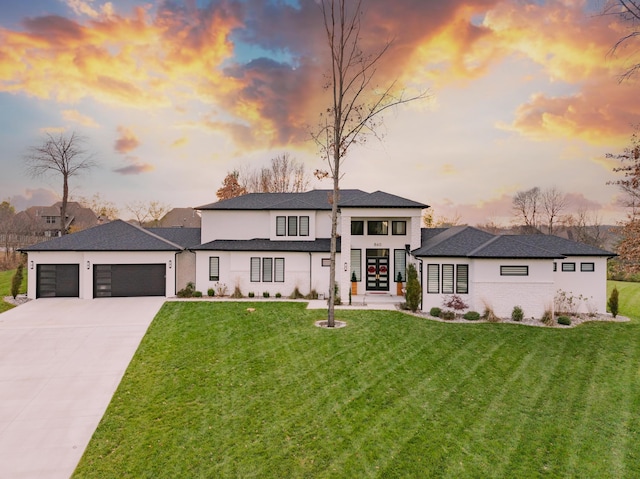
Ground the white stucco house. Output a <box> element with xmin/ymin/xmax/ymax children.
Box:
<box><xmin>20</xmin><ymin>189</ymin><xmax>614</xmax><ymax>318</ymax></box>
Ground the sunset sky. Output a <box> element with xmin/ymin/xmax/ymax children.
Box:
<box><xmin>1</xmin><ymin>0</ymin><xmax>638</xmax><ymax>226</ymax></box>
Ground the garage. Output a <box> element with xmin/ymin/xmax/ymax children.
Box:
<box><xmin>94</xmin><ymin>264</ymin><xmax>166</xmax><ymax>298</ymax></box>
<box><xmin>36</xmin><ymin>264</ymin><xmax>80</xmax><ymax>298</ymax></box>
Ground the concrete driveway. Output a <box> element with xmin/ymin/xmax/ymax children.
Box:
<box><xmin>0</xmin><ymin>297</ymin><xmax>165</xmax><ymax>479</ymax></box>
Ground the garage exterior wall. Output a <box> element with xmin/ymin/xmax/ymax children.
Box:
<box><xmin>25</xmin><ymin>250</ymin><xmax>176</xmax><ymax>299</ymax></box>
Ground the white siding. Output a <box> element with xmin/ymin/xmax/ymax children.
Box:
<box><xmin>553</xmin><ymin>256</ymin><xmax>609</xmax><ymax>315</ymax></box>
<box><xmin>200</xmin><ymin>210</ymin><xmax>270</xmax><ymax>242</ymax></box>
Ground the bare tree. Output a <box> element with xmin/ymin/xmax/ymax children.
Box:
<box><xmin>541</xmin><ymin>187</ymin><xmax>568</xmax><ymax>235</ymax></box>
<box><xmin>24</xmin><ymin>131</ymin><xmax>96</xmax><ymax>235</ymax></box>
<box><xmin>242</xmin><ymin>154</ymin><xmax>311</xmax><ymax>193</ymax></box>
<box><xmin>512</xmin><ymin>187</ymin><xmax>541</xmax><ymax>233</ymax></box>
<box><xmin>607</xmin><ymin>126</ymin><xmax>640</xmax><ymax>216</ymax></box>
<box><xmin>75</xmin><ymin>193</ymin><xmax>119</xmax><ymax>221</ymax></box>
<box><xmin>423</xmin><ymin>209</ymin><xmax>463</xmax><ymax>228</ymax></box>
<box><xmin>216</xmin><ymin>171</ymin><xmax>247</xmax><ymax>200</ymax></box>
<box><xmin>603</xmin><ymin>0</ymin><xmax>640</xmax><ymax>81</ymax></box>
<box><xmin>563</xmin><ymin>208</ymin><xmax>605</xmax><ymax>248</ymax></box>
<box><xmin>125</xmin><ymin>200</ymin><xmax>171</xmax><ymax>227</ymax></box>
<box><xmin>147</xmin><ymin>201</ymin><xmax>171</xmax><ymax>227</ymax></box>
<box><xmin>312</xmin><ymin>0</ymin><xmax>427</xmax><ymax>327</ymax></box>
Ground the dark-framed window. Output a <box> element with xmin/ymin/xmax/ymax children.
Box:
<box><xmin>288</xmin><ymin>216</ymin><xmax>298</xmax><ymax>236</ymax></box>
<box><xmin>351</xmin><ymin>220</ymin><xmax>364</xmax><ymax>235</ymax></box>
<box><xmin>299</xmin><ymin>216</ymin><xmax>309</xmax><ymax>236</ymax></box>
<box><xmin>442</xmin><ymin>264</ymin><xmax>454</xmax><ymax>294</ymax></box>
<box><xmin>274</xmin><ymin>258</ymin><xmax>285</xmax><ymax>282</ymax></box>
<box><xmin>561</xmin><ymin>263</ymin><xmax>576</xmax><ymax>272</ymax></box>
<box><xmin>427</xmin><ymin>264</ymin><xmax>439</xmax><ymax>294</ymax></box>
<box><xmin>392</xmin><ymin>221</ymin><xmax>407</xmax><ymax>235</ymax></box>
<box><xmin>263</xmin><ymin>258</ymin><xmax>273</xmax><ymax>282</ymax></box>
<box><xmin>580</xmin><ymin>262</ymin><xmax>595</xmax><ymax>272</ymax></box>
<box><xmin>276</xmin><ymin>216</ymin><xmax>286</xmax><ymax>236</ymax></box>
<box><xmin>456</xmin><ymin>264</ymin><xmax>469</xmax><ymax>294</ymax></box>
<box><xmin>321</xmin><ymin>258</ymin><xmax>331</xmax><ymax>267</ymax></box>
<box><xmin>209</xmin><ymin>257</ymin><xmax>220</xmax><ymax>281</ymax></box>
<box><xmin>250</xmin><ymin>257</ymin><xmax>260</xmax><ymax>282</ymax></box>
<box><xmin>553</xmin><ymin>262</ymin><xmax>557</xmax><ymax>272</ymax></box>
<box><xmin>350</xmin><ymin>249</ymin><xmax>362</xmax><ymax>281</ymax></box>
<box><xmin>367</xmin><ymin>220</ymin><xmax>388</xmax><ymax>235</ymax></box>
<box><xmin>394</xmin><ymin>249</ymin><xmax>406</xmax><ymax>282</ymax></box>
<box><xmin>500</xmin><ymin>265</ymin><xmax>529</xmax><ymax>276</ymax></box>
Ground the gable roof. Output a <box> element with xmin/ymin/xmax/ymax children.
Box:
<box><xmin>197</xmin><ymin>189</ymin><xmax>427</xmax><ymax>211</ymax></box>
<box><xmin>413</xmin><ymin>226</ymin><xmax>613</xmax><ymax>259</ymax></box>
<box><xmin>148</xmin><ymin>227</ymin><xmax>202</xmax><ymax>249</ymax></box>
<box><xmin>194</xmin><ymin>237</ymin><xmax>341</xmax><ymax>253</ymax></box>
<box><xmin>20</xmin><ymin>220</ymin><xmax>183</xmax><ymax>252</ymax></box>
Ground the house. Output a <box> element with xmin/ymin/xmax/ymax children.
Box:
<box><xmin>20</xmin><ymin>189</ymin><xmax>615</xmax><ymax>319</ymax></box>
<box><xmin>158</xmin><ymin>207</ymin><xmax>201</xmax><ymax>228</ymax></box>
<box><xmin>14</xmin><ymin>202</ymin><xmax>98</xmax><ymax>237</ymax></box>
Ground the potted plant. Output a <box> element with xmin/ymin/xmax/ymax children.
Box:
<box><xmin>351</xmin><ymin>271</ymin><xmax>358</xmax><ymax>296</ymax></box>
<box><xmin>396</xmin><ymin>271</ymin><xmax>404</xmax><ymax>296</ymax></box>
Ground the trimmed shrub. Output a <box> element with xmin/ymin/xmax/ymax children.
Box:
<box><xmin>193</xmin><ymin>291</ymin><xmax>203</xmax><ymax>298</ymax></box>
<box><xmin>557</xmin><ymin>316</ymin><xmax>571</xmax><ymax>326</ymax></box>
<box><xmin>511</xmin><ymin>306</ymin><xmax>524</xmax><ymax>322</ymax></box>
<box><xmin>207</xmin><ymin>288</ymin><xmax>215</xmax><ymax>297</ymax></box>
<box><xmin>10</xmin><ymin>263</ymin><xmax>24</xmax><ymax>299</ymax></box>
<box><xmin>608</xmin><ymin>287</ymin><xmax>619</xmax><ymax>318</ymax></box>
<box><xmin>248</xmin><ymin>292</ymin><xmax>255</xmax><ymax>298</ymax></box>
<box><xmin>405</xmin><ymin>263</ymin><xmax>421</xmax><ymax>312</ymax></box>
<box><xmin>177</xmin><ymin>282</ymin><xmax>195</xmax><ymax>298</ymax></box>
<box><xmin>441</xmin><ymin>310</ymin><xmax>456</xmax><ymax>320</ymax></box>
<box><xmin>275</xmin><ymin>292</ymin><xmax>282</xmax><ymax>298</ymax></box>
<box><xmin>263</xmin><ymin>291</ymin><xmax>270</xmax><ymax>298</ymax></box>
<box><xmin>463</xmin><ymin>311</ymin><xmax>481</xmax><ymax>321</ymax></box>
<box><xmin>429</xmin><ymin>307</ymin><xmax>442</xmax><ymax>317</ymax></box>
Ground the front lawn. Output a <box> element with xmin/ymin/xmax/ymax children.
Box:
<box><xmin>0</xmin><ymin>268</ymin><xmax>27</xmax><ymax>313</ymax></box>
<box><xmin>74</xmin><ymin>299</ymin><xmax>640</xmax><ymax>478</ymax></box>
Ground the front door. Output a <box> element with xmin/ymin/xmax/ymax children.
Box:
<box><xmin>366</xmin><ymin>249</ymin><xmax>389</xmax><ymax>291</ymax></box>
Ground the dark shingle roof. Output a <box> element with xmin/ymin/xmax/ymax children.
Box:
<box><xmin>20</xmin><ymin>220</ymin><xmax>183</xmax><ymax>252</ymax></box>
<box><xmin>194</xmin><ymin>238</ymin><xmax>341</xmax><ymax>253</ymax></box>
<box><xmin>413</xmin><ymin>226</ymin><xmax>615</xmax><ymax>259</ymax></box>
<box><xmin>197</xmin><ymin>189</ymin><xmax>427</xmax><ymax>211</ymax></box>
<box><xmin>147</xmin><ymin>228</ymin><xmax>202</xmax><ymax>249</ymax></box>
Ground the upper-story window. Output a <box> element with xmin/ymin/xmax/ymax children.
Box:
<box><xmin>45</xmin><ymin>216</ymin><xmax>56</xmax><ymax>224</ymax></box>
<box><xmin>351</xmin><ymin>220</ymin><xmax>364</xmax><ymax>235</ymax></box>
<box><xmin>368</xmin><ymin>220</ymin><xmax>388</xmax><ymax>235</ymax></box>
<box><xmin>392</xmin><ymin>221</ymin><xmax>406</xmax><ymax>235</ymax></box>
<box><xmin>276</xmin><ymin>215</ymin><xmax>309</xmax><ymax>237</ymax></box>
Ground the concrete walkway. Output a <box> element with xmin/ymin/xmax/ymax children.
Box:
<box><xmin>0</xmin><ymin>297</ymin><xmax>165</xmax><ymax>479</ymax></box>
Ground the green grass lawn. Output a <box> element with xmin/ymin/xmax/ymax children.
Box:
<box><xmin>608</xmin><ymin>280</ymin><xmax>640</xmax><ymax>320</ymax></box>
<box><xmin>74</xmin><ymin>289</ymin><xmax>640</xmax><ymax>479</ymax></box>
<box><xmin>0</xmin><ymin>268</ymin><xmax>27</xmax><ymax>313</ymax></box>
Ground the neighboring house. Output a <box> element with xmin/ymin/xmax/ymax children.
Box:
<box><xmin>158</xmin><ymin>208</ymin><xmax>201</xmax><ymax>228</ymax></box>
<box><xmin>414</xmin><ymin>226</ymin><xmax>614</xmax><ymax>318</ymax></box>
<box><xmin>14</xmin><ymin>202</ymin><xmax>98</xmax><ymax>237</ymax></box>
<box><xmin>20</xmin><ymin>190</ymin><xmax>615</xmax><ymax>319</ymax></box>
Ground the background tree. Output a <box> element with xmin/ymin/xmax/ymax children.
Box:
<box><xmin>216</xmin><ymin>170</ymin><xmax>247</xmax><ymax>200</ymax></box>
<box><xmin>512</xmin><ymin>187</ymin><xmax>541</xmax><ymax>233</ymax></box>
<box><xmin>0</xmin><ymin>201</ymin><xmax>16</xmax><ymax>264</ymax></box>
<box><xmin>76</xmin><ymin>193</ymin><xmax>119</xmax><ymax>221</ymax></box>
<box><xmin>562</xmin><ymin>208</ymin><xmax>605</xmax><ymax>248</ymax></box>
<box><xmin>313</xmin><ymin>0</ymin><xmax>427</xmax><ymax>327</ymax></box>
<box><xmin>541</xmin><ymin>186</ymin><xmax>568</xmax><ymax>235</ymax></box>
<box><xmin>24</xmin><ymin>131</ymin><xmax>96</xmax><ymax>235</ymax></box>
<box><xmin>423</xmin><ymin>209</ymin><xmax>462</xmax><ymax>228</ymax></box>
<box><xmin>125</xmin><ymin>200</ymin><xmax>170</xmax><ymax>227</ymax></box>
<box><xmin>603</xmin><ymin>0</ymin><xmax>640</xmax><ymax>81</ymax></box>
<box><xmin>242</xmin><ymin>154</ymin><xmax>311</xmax><ymax>193</ymax></box>
<box><xmin>512</xmin><ymin>186</ymin><xmax>567</xmax><ymax>234</ymax></box>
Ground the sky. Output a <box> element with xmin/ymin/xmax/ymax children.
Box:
<box><xmin>0</xmin><ymin>0</ymin><xmax>639</xmax><ymax>226</ymax></box>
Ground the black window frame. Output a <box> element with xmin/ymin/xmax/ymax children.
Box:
<box><xmin>561</xmin><ymin>262</ymin><xmax>576</xmax><ymax>272</ymax></box>
<box><xmin>250</xmin><ymin>257</ymin><xmax>261</xmax><ymax>282</ymax></box>
<box><xmin>427</xmin><ymin>264</ymin><xmax>439</xmax><ymax>294</ymax></box>
<box><xmin>288</xmin><ymin>216</ymin><xmax>298</xmax><ymax>236</ymax></box>
<box><xmin>442</xmin><ymin>264</ymin><xmax>454</xmax><ymax>294</ymax></box>
<box><xmin>299</xmin><ymin>216</ymin><xmax>309</xmax><ymax>236</ymax></box>
<box><xmin>321</xmin><ymin>258</ymin><xmax>331</xmax><ymax>267</ymax></box>
<box><xmin>350</xmin><ymin>249</ymin><xmax>362</xmax><ymax>282</ymax></box>
<box><xmin>262</xmin><ymin>258</ymin><xmax>273</xmax><ymax>282</ymax></box>
<box><xmin>351</xmin><ymin>220</ymin><xmax>364</xmax><ymax>235</ymax></box>
<box><xmin>367</xmin><ymin>220</ymin><xmax>388</xmax><ymax>235</ymax></box>
<box><xmin>274</xmin><ymin>258</ymin><xmax>285</xmax><ymax>282</ymax></box>
<box><xmin>276</xmin><ymin>216</ymin><xmax>286</xmax><ymax>236</ymax></box>
<box><xmin>456</xmin><ymin>264</ymin><xmax>469</xmax><ymax>294</ymax></box>
<box><xmin>580</xmin><ymin>262</ymin><xmax>595</xmax><ymax>272</ymax></box>
<box><xmin>209</xmin><ymin>256</ymin><xmax>220</xmax><ymax>281</ymax></box>
<box><xmin>500</xmin><ymin>265</ymin><xmax>529</xmax><ymax>276</ymax></box>
<box><xmin>392</xmin><ymin>221</ymin><xmax>407</xmax><ymax>235</ymax></box>
<box><xmin>394</xmin><ymin>249</ymin><xmax>406</xmax><ymax>282</ymax></box>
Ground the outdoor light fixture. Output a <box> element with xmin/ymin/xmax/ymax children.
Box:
<box><xmin>168</xmin><ymin>259</ymin><xmax>173</xmax><ymax>269</ymax></box>
<box><xmin>30</xmin><ymin>261</ymin><xmax>34</xmax><ymax>270</ymax></box>
<box><xmin>344</xmin><ymin>262</ymin><xmax>348</xmax><ymax>271</ymax></box>
<box><xmin>86</xmin><ymin>261</ymin><xmax>90</xmax><ymax>270</ymax></box>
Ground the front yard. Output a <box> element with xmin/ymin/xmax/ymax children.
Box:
<box><xmin>73</xmin><ymin>289</ymin><xmax>640</xmax><ymax>478</ymax></box>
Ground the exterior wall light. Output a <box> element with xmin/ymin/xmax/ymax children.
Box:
<box><xmin>86</xmin><ymin>261</ymin><xmax>90</xmax><ymax>270</ymax></box>
<box><xmin>344</xmin><ymin>262</ymin><xmax>348</xmax><ymax>271</ymax></box>
<box><xmin>30</xmin><ymin>261</ymin><xmax>34</xmax><ymax>270</ymax></box>
<box><xmin>168</xmin><ymin>260</ymin><xmax>173</xmax><ymax>269</ymax></box>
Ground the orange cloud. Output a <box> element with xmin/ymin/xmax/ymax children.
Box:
<box><xmin>62</xmin><ymin>109</ymin><xmax>99</xmax><ymax>127</ymax></box>
<box><xmin>171</xmin><ymin>137</ymin><xmax>188</xmax><ymax>148</ymax></box>
<box><xmin>114</xmin><ymin>126</ymin><xmax>139</xmax><ymax>153</ymax></box>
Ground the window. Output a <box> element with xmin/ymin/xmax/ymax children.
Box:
<box><xmin>442</xmin><ymin>264</ymin><xmax>454</xmax><ymax>294</ymax></box>
<box><xmin>553</xmin><ymin>262</ymin><xmax>557</xmax><ymax>272</ymax></box>
<box><xmin>288</xmin><ymin>216</ymin><xmax>298</xmax><ymax>236</ymax></box>
<box><xmin>321</xmin><ymin>258</ymin><xmax>331</xmax><ymax>267</ymax></box>
<box><xmin>45</xmin><ymin>216</ymin><xmax>56</xmax><ymax>224</ymax></box>
<box><xmin>500</xmin><ymin>265</ymin><xmax>529</xmax><ymax>276</ymax></box>
<box><xmin>250</xmin><ymin>257</ymin><xmax>260</xmax><ymax>282</ymax></box>
<box><xmin>580</xmin><ymin>262</ymin><xmax>595</xmax><ymax>272</ymax></box>
<box><xmin>427</xmin><ymin>264</ymin><xmax>439</xmax><ymax>294</ymax></box>
<box><xmin>394</xmin><ymin>249</ymin><xmax>406</xmax><ymax>282</ymax></box>
<box><xmin>263</xmin><ymin>258</ymin><xmax>273</xmax><ymax>282</ymax></box>
<box><xmin>209</xmin><ymin>257</ymin><xmax>220</xmax><ymax>281</ymax></box>
<box><xmin>367</xmin><ymin>220</ymin><xmax>388</xmax><ymax>235</ymax></box>
<box><xmin>276</xmin><ymin>216</ymin><xmax>286</xmax><ymax>236</ymax></box>
<box><xmin>350</xmin><ymin>249</ymin><xmax>362</xmax><ymax>281</ymax></box>
<box><xmin>299</xmin><ymin>216</ymin><xmax>309</xmax><ymax>236</ymax></box>
<box><xmin>274</xmin><ymin>258</ymin><xmax>285</xmax><ymax>282</ymax></box>
<box><xmin>561</xmin><ymin>263</ymin><xmax>576</xmax><ymax>272</ymax></box>
<box><xmin>351</xmin><ymin>220</ymin><xmax>364</xmax><ymax>235</ymax></box>
<box><xmin>392</xmin><ymin>221</ymin><xmax>407</xmax><ymax>235</ymax></box>
<box><xmin>456</xmin><ymin>264</ymin><xmax>469</xmax><ymax>294</ymax></box>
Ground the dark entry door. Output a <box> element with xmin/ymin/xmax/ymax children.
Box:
<box><xmin>36</xmin><ymin>264</ymin><xmax>80</xmax><ymax>298</ymax></box>
<box><xmin>366</xmin><ymin>249</ymin><xmax>389</xmax><ymax>291</ymax></box>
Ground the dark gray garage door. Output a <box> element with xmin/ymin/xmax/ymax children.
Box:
<box><xmin>36</xmin><ymin>264</ymin><xmax>80</xmax><ymax>298</ymax></box>
<box><xmin>94</xmin><ymin>264</ymin><xmax>166</xmax><ymax>297</ymax></box>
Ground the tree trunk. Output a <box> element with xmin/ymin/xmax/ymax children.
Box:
<box><xmin>60</xmin><ymin>175</ymin><xmax>69</xmax><ymax>236</ymax></box>
<box><xmin>327</xmin><ymin>171</ymin><xmax>339</xmax><ymax>327</ymax></box>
